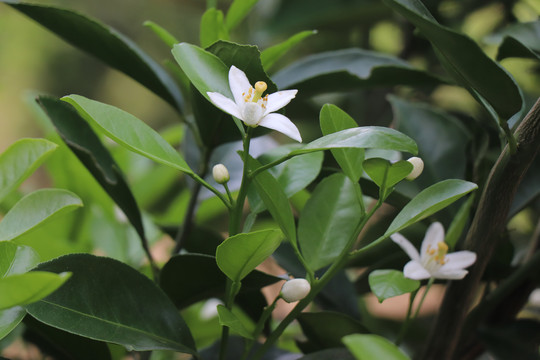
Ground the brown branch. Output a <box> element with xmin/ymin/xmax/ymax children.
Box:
<box><xmin>419</xmin><ymin>97</ymin><xmax>540</xmax><ymax>360</ymax></box>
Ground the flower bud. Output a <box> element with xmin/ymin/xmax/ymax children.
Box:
<box><xmin>280</xmin><ymin>278</ymin><xmax>311</xmax><ymax>303</ymax></box>
<box><xmin>212</xmin><ymin>164</ymin><xmax>230</xmax><ymax>184</ymax></box>
<box><xmin>405</xmin><ymin>157</ymin><xmax>424</xmax><ymax>180</ymax></box>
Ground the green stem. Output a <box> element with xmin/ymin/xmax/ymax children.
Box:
<box><xmin>413</xmin><ymin>277</ymin><xmax>435</xmax><ymax>319</ymax></box>
<box><xmin>223</xmin><ymin>182</ymin><xmax>235</xmax><ymax>207</ymax></box>
<box><xmin>242</xmin><ymin>296</ymin><xmax>280</xmax><ymax>360</ymax></box>
<box><xmin>395</xmin><ymin>278</ymin><xmax>434</xmax><ymax>346</ymax></box>
<box><xmin>191</xmin><ymin>173</ymin><xmax>232</xmax><ymax>209</ymax></box>
<box><xmin>395</xmin><ymin>290</ymin><xmax>418</xmax><ymax>345</ymax></box>
<box><xmin>500</xmin><ymin>118</ymin><xmax>518</xmax><ymax>155</ymax></box>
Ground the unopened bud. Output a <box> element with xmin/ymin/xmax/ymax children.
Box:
<box><xmin>280</xmin><ymin>278</ymin><xmax>311</xmax><ymax>303</ymax></box>
<box><xmin>405</xmin><ymin>157</ymin><xmax>424</xmax><ymax>180</ymax></box>
<box><xmin>212</xmin><ymin>164</ymin><xmax>230</xmax><ymax>184</ymax></box>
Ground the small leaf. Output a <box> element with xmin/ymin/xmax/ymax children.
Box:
<box><xmin>0</xmin><ymin>306</ymin><xmax>25</xmax><ymax>341</ymax></box>
<box><xmin>0</xmin><ymin>242</ymin><xmax>40</xmax><ymax>278</ymax></box>
<box><xmin>216</xmin><ymin>229</ymin><xmax>282</xmax><ymax>282</ymax></box>
<box><xmin>0</xmin><ymin>189</ymin><xmax>82</xmax><ymax>241</ymax></box>
<box><xmin>490</xmin><ymin>20</ymin><xmax>540</xmax><ymax>61</ymax></box>
<box><xmin>261</xmin><ymin>30</ymin><xmax>317</xmax><ymax>70</ymax></box>
<box><xmin>26</xmin><ymin>254</ymin><xmax>196</xmax><ymax>353</ymax></box>
<box><xmin>383</xmin><ymin>179</ymin><xmax>477</xmax><ymax>238</ymax></box>
<box><xmin>298</xmin><ymin>174</ymin><xmax>362</xmax><ymax>271</ymax></box>
<box><xmin>0</xmin><ymin>271</ymin><xmax>71</xmax><ymax>310</ymax></box>
<box><xmin>363</xmin><ymin>158</ymin><xmax>412</xmax><ymax>190</ymax></box>
<box><xmin>200</xmin><ymin>8</ymin><xmax>229</xmax><ymax>48</ymax></box>
<box><xmin>225</xmin><ymin>0</ymin><xmax>260</xmax><ymax>31</ymax></box>
<box><xmin>217</xmin><ymin>305</ymin><xmax>254</xmax><ymax>340</ymax></box>
<box><xmin>320</xmin><ymin>104</ymin><xmax>364</xmax><ymax>182</ymax></box>
<box><xmin>343</xmin><ymin>334</ymin><xmax>410</xmax><ymax>360</ymax></box>
<box><xmin>62</xmin><ymin>95</ymin><xmax>193</xmax><ymax>174</ymax></box>
<box><xmin>0</xmin><ymin>138</ymin><xmax>57</xmax><ymax>203</ymax></box>
<box><xmin>368</xmin><ymin>269</ymin><xmax>420</xmax><ymax>303</ymax></box>
<box><xmin>143</xmin><ymin>21</ymin><xmax>179</xmax><ymax>48</ymax></box>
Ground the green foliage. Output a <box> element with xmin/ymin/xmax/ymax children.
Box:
<box><xmin>368</xmin><ymin>269</ymin><xmax>420</xmax><ymax>303</ymax></box>
<box><xmin>343</xmin><ymin>334</ymin><xmax>410</xmax><ymax>360</ymax></box>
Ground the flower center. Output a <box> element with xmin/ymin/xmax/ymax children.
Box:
<box><xmin>426</xmin><ymin>241</ymin><xmax>449</xmax><ymax>266</ymax></box>
<box><xmin>241</xmin><ymin>81</ymin><xmax>268</xmax><ymax>126</ymax></box>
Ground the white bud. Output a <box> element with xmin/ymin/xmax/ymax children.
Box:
<box><xmin>212</xmin><ymin>164</ymin><xmax>230</xmax><ymax>184</ymax></box>
<box><xmin>280</xmin><ymin>278</ymin><xmax>311</xmax><ymax>303</ymax></box>
<box><xmin>405</xmin><ymin>157</ymin><xmax>424</xmax><ymax>180</ymax></box>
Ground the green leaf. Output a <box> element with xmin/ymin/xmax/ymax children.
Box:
<box><xmin>320</xmin><ymin>104</ymin><xmax>364</xmax><ymax>182</ymax></box>
<box><xmin>298</xmin><ymin>174</ymin><xmax>362</xmax><ymax>271</ymax></box>
<box><xmin>261</xmin><ymin>30</ymin><xmax>317</xmax><ymax>71</ymax></box>
<box><xmin>445</xmin><ymin>194</ymin><xmax>475</xmax><ymax>250</ymax></box>
<box><xmin>225</xmin><ymin>0</ymin><xmax>259</xmax><ymax>31</ymax></box>
<box><xmin>297</xmin><ymin>312</ymin><xmax>369</xmax><ymax>353</ymax></box>
<box><xmin>381</xmin><ymin>0</ymin><xmax>523</xmax><ymax>120</ymax></box>
<box><xmin>216</xmin><ymin>229</ymin><xmax>282</xmax><ymax>282</ymax></box>
<box><xmin>297</xmin><ymin>348</ymin><xmax>356</xmax><ymax>360</ymax></box>
<box><xmin>26</xmin><ymin>254</ymin><xmax>196</xmax><ymax>354</ymax></box>
<box><xmin>383</xmin><ymin>179</ymin><xmax>477</xmax><ymax>238</ymax></box>
<box><xmin>363</xmin><ymin>158</ymin><xmax>412</xmax><ymax>193</ymax></box>
<box><xmin>0</xmin><ymin>242</ymin><xmax>40</xmax><ymax>278</ymax></box>
<box><xmin>343</xmin><ymin>334</ymin><xmax>410</xmax><ymax>360</ymax></box>
<box><xmin>368</xmin><ymin>270</ymin><xmax>420</xmax><ymax>303</ymax></box>
<box><xmin>143</xmin><ymin>21</ymin><xmax>179</xmax><ymax>48</ymax></box>
<box><xmin>273</xmin><ymin>48</ymin><xmax>444</xmax><ymax>93</ymax></box>
<box><xmin>200</xmin><ymin>8</ymin><xmax>229</xmax><ymax>48</ymax></box>
<box><xmin>38</xmin><ymin>96</ymin><xmax>149</xmax><ymax>244</ymax></box>
<box><xmin>0</xmin><ymin>138</ymin><xmax>57</xmax><ymax>203</ymax></box>
<box><xmin>216</xmin><ymin>305</ymin><xmax>254</xmax><ymax>340</ymax></box>
<box><xmin>0</xmin><ymin>189</ymin><xmax>82</xmax><ymax>241</ymax></box>
<box><xmin>62</xmin><ymin>95</ymin><xmax>193</xmax><ymax>175</ymax></box>
<box><xmin>248</xmin><ymin>157</ymin><xmax>297</xmax><ymax>244</ymax></box>
<box><xmin>1</xmin><ymin>0</ymin><xmax>183</xmax><ymax>110</ymax></box>
<box><xmin>0</xmin><ymin>271</ymin><xmax>71</xmax><ymax>310</ymax></box>
<box><xmin>0</xmin><ymin>306</ymin><xmax>25</xmax><ymax>341</ymax></box>
<box><xmin>489</xmin><ymin>20</ymin><xmax>540</xmax><ymax>61</ymax></box>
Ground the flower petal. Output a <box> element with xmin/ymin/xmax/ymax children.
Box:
<box><xmin>258</xmin><ymin>113</ymin><xmax>302</xmax><ymax>142</ymax></box>
<box><xmin>391</xmin><ymin>233</ymin><xmax>420</xmax><ymax>262</ymax></box>
<box><xmin>420</xmin><ymin>222</ymin><xmax>445</xmax><ymax>259</ymax></box>
<box><xmin>229</xmin><ymin>66</ymin><xmax>251</xmax><ymax>107</ymax></box>
<box><xmin>403</xmin><ymin>261</ymin><xmax>431</xmax><ymax>280</ymax></box>
<box><xmin>432</xmin><ymin>268</ymin><xmax>469</xmax><ymax>280</ymax></box>
<box><xmin>207</xmin><ymin>92</ymin><xmax>243</xmax><ymax>119</ymax></box>
<box><xmin>440</xmin><ymin>251</ymin><xmax>477</xmax><ymax>271</ymax></box>
<box><xmin>265</xmin><ymin>90</ymin><xmax>298</xmax><ymax>114</ymax></box>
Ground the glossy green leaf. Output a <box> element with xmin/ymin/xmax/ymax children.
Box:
<box><xmin>200</xmin><ymin>9</ymin><xmax>229</xmax><ymax>48</ymax></box>
<box><xmin>143</xmin><ymin>21</ymin><xmax>179</xmax><ymax>48</ymax></box>
<box><xmin>160</xmin><ymin>254</ymin><xmax>280</xmax><ymax>309</ymax></box>
<box><xmin>0</xmin><ymin>271</ymin><xmax>71</xmax><ymax>310</ymax></box>
<box><xmin>368</xmin><ymin>270</ymin><xmax>420</xmax><ymax>303</ymax></box>
<box><xmin>0</xmin><ymin>1</ymin><xmax>183</xmax><ymax>110</ymax></box>
<box><xmin>225</xmin><ymin>0</ymin><xmax>259</xmax><ymax>31</ymax></box>
<box><xmin>261</xmin><ymin>30</ymin><xmax>317</xmax><ymax>71</ymax></box>
<box><xmin>320</xmin><ymin>104</ymin><xmax>364</xmax><ymax>182</ymax></box>
<box><xmin>273</xmin><ymin>48</ymin><xmax>444</xmax><ymax>93</ymax></box>
<box><xmin>297</xmin><ymin>312</ymin><xmax>369</xmax><ymax>353</ymax></box>
<box><xmin>38</xmin><ymin>96</ymin><xmax>149</xmax><ymax>244</ymax></box>
<box><xmin>381</xmin><ymin>0</ymin><xmax>522</xmax><ymax>119</ymax></box>
<box><xmin>490</xmin><ymin>20</ymin><xmax>540</xmax><ymax>61</ymax></box>
<box><xmin>0</xmin><ymin>242</ymin><xmax>40</xmax><ymax>278</ymax></box>
<box><xmin>248</xmin><ymin>157</ymin><xmax>297</xmax><ymax>244</ymax></box>
<box><xmin>343</xmin><ymin>334</ymin><xmax>410</xmax><ymax>360</ymax></box>
<box><xmin>217</xmin><ymin>305</ymin><xmax>254</xmax><ymax>340</ymax></box>
<box><xmin>0</xmin><ymin>138</ymin><xmax>57</xmax><ymax>203</ymax></box>
<box><xmin>0</xmin><ymin>189</ymin><xmax>82</xmax><ymax>241</ymax></box>
<box><xmin>62</xmin><ymin>95</ymin><xmax>193</xmax><ymax>175</ymax></box>
<box><xmin>0</xmin><ymin>306</ymin><xmax>25</xmax><ymax>340</ymax></box>
<box><xmin>26</xmin><ymin>254</ymin><xmax>196</xmax><ymax>354</ymax></box>
<box><xmin>298</xmin><ymin>174</ymin><xmax>362</xmax><ymax>271</ymax></box>
<box><xmin>363</xmin><ymin>158</ymin><xmax>412</xmax><ymax>193</ymax></box>
<box><xmin>445</xmin><ymin>194</ymin><xmax>475</xmax><ymax>249</ymax></box>
<box><xmin>382</xmin><ymin>180</ymin><xmax>477</xmax><ymax>238</ymax></box>
<box><xmin>216</xmin><ymin>229</ymin><xmax>282</xmax><ymax>282</ymax></box>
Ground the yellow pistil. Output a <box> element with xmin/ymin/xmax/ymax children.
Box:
<box><xmin>435</xmin><ymin>241</ymin><xmax>448</xmax><ymax>265</ymax></box>
<box><xmin>252</xmin><ymin>81</ymin><xmax>267</xmax><ymax>102</ymax></box>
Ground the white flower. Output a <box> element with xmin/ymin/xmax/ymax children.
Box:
<box><xmin>405</xmin><ymin>157</ymin><xmax>424</xmax><ymax>180</ymax></box>
<box><xmin>281</xmin><ymin>278</ymin><xmax>311</xmax><ymax>303</ymax></box>
<box><xmin>207</xmin><ymin>66</ymin><xmax>302</xmax><ymax>142</ymax></box>
<box><xmin>391</xmin><ymin>222</ymin><xmax>476</xmax><ymax>280</ymax></box>
<box><xmin>212</xmin><ymin>164</ymin><xmax>230</xmax><ymax>184</ymax></box>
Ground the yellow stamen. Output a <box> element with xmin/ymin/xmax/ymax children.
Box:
<box><xmin>435</xmin><ymin>241</ymin><xmax>448</xmax><ymax>265</ymax></box>
<box><xmin>252</xmin><ymin>81</ymin><xmax>267</xmax><ymax>102</ymax></box>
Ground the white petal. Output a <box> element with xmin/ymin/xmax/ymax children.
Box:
<box><xmin>258</xmin><ymin>113</ymin><xmax>302</xmax><ymax>142</ymax></box>
<box><xmin>432</xmin><ymin>268</ymin><xmax>469</xmax><ymax>280</ymax></box>
<box><xmin>265</xmin><ymin>90</ymin><xmax>298</xmax><ymax>113</ymax></box>
<box><xmin>207</xmin><ymin>92</ymin><xmax>243</xmax><ymax>119</ymax></box>
<box><xmin>229</xmin><ymin>66</ymin><xmax>251</xmax><ymax>106</ymax></box>
<box><xmin>391</xmin><ymin>233</ymin><xmax>420</xmax><ymax>262</ymax></box>
<box><xmin>440</xmin><ymin>251</ymin><xmax>477</xmax><ymax>271</ymax></box>
<box><xmin>403</xmin><ymin>261</ymin><xmax>431</xmax><ymax>280</ymax></box>
<box><xmin>421</xmin><ymin>222</ymin><xmax>445</xmax><ymax>259</ymax></box>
